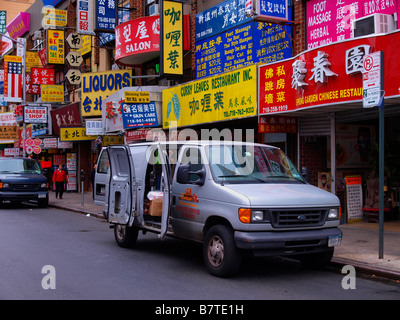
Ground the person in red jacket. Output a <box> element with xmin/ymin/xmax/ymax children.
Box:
<box><xmin>53</xmin><ymin>164</ymin><xmax>68</xmax><ymax>199</ymax></box>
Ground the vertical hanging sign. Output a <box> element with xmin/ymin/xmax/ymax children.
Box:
<box><xmin>362</xmin><ymin>51</ymin><xmax>383</xmax><ymax>108</ymax></box>
<box><xmin>47</xmin><ymin>29</ymin><xmax>65</xmax><ymax>64</ymax></box>
<box><xmin>162</xmin><ymin>1</ymin><xmax>183</xmax><ymax>75</ymax></box>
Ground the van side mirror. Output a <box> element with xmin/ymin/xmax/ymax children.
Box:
<box><xmin>177</xmin><ymin>164</ymin><xmax>205</xmax><ymax>186</ymax></box>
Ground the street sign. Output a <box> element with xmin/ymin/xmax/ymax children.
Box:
<box><xmin>66</xmin><ymin>69</ymin><xmax>82</xmax><ymax>85</ymax></box>
<box><xmin>363</xmin><ymin>51</ymin><xmax>383</xmax><ymax>108</ymax></box>
<box><xmin>66</xmin><ymin>51</ymin><xmax>83</xmax><ymax>67</ymax></box>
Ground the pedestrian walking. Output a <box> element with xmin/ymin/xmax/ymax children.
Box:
<box><xmin>53</xmin><ymin>165</ymin><xmax>68</xmax><ymax>199</ymax></box>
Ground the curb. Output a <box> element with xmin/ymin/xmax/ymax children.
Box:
<box><xmin>331</xmin><ymin>257</ymin><xmax>400</xmax><ymax>282</ymax></box>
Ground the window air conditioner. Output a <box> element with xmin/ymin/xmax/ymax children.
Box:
<box><xmin>149</xmin><ymin>4</ymin><xmax>159</xmax><ymax>16</ymax></box>
<box><xmin>353</xmin><ymin>13</ymin><xmax>395</xmax><ymax>38</ymax></box>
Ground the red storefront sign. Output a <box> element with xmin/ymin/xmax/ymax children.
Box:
<box><xmin>32</xmin><ymin>67</ymin><xmax>55</xmax><ymax>85</ymax></box>
<box><xmin>259</xmin><ymin>116</ymin><xmax>297</xmax><ymax>133</ymax></box>
<box><xmin>115</xmin><ymin>15</ymin><xmax>190</xmax><ymax>66</ymax></box>
<box><xmin>259</xmin><ymin>31</ymin><xmax>400</xmax><ymax>115</ymax></box>
<box><xmin>50</xmin><ymin>102</ymin><xmax>82</xmax><ymax>135</ymax></box>
<box><xmin>25</xmin><ymin>73</ymin><xmax>40</xmax><ymax>95</ymax></box>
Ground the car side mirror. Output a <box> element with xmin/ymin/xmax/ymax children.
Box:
<box><xmin>177</xmin><ymin>164</ymin><xmax>205</xmax><ymax>186</ymax></box>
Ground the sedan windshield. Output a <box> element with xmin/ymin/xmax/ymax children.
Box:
<box><xmin>206</xmin><ymin>144</ymin><xmax>305</xmax><ymax>184</ymax></box>
<box><xmin>0</xmin><ymin>159</ymin><xmax>42</xmax><ymax>174</ymax></box>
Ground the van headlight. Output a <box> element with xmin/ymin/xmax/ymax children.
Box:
<box><xmin>41</xmin><ymin>183</ymin><xmax>47</xmax><ymax>188</ymax></box>
<box><xmin>238</xmin><ymin>209</ymin><xmax>267</xmax><ymax>223</ymax></box>
<box><xmin>327</xmin><ymin>208</ymin><xmax>340</xmax><ymax>220</ymax></box>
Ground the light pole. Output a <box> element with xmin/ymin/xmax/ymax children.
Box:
<box><xmin>1</xmin><ymin>33</ymin><xmax>27</xmax><ymax>157</ymax></box>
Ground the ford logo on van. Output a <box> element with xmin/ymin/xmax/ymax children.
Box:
<box><xmin>297</xmin><ymin>215</ymin><xmax>307</xmax><ymax>221</ymax></box>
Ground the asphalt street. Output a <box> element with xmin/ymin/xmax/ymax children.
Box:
<box><xmin>1</xmin><ymin>203</ymin><xmax>399</xmax><ymax>301</ymax></box>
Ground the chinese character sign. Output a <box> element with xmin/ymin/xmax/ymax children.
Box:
<box><xmin>41</xmin><ymin>84</ymin><xmax>64</xmax><ymax>102</ymax></box>
<box><xmin>195</xmin><ymin>0</ymin><xmax>253</xmax><ymax>42</ymax></box>
<box><xmin>256</xmin><ymin>0</ymin><xmax>288</xmax><ymax>22</ymax></box>
<box><xmin>31</xmin><ymin>67</ymin><xmax>55</xmax><ymax>85</ymax></box>
<box><xmin>77</xmin><ymin>0</ymin><xmax>95</xmax><ymax>35</ymax></box>
<box><xmin>121</xmin><ymin>102</ymin><xmax>159</xmax><ymax>128</ymax></box>
<box><xmin>81</xmin><ymin>69</ymin><xmax>132</xmax><ymax>117</ymax></box>
<box><xmin>47</xmin><ymin>30</ymin><xmax>64</xmax><ymax>64</ymax></box>
<box><xmin>0</xmin><ymin>11</ymin><xmax>6</xmax><ymax>34</ymax></box>
<box><xmin>163</xmin><ymin>1</ymin><xmax>183</xmax><ymax>75</ymax></box>
<box><xmin>162</xmin><ymin>64</ymin><xmax>257</xmax><ymax>129</ymax></box>
<box><xmin>95</xmin><ymin>0</ymin><xmax>117</xmax><ymax>32</ymax></box>
<box><xmin>115</xmin><ymin>16</ymin><xmax>160</xmax><ymax>65</ymax></box>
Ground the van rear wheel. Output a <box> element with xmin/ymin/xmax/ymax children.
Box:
<box><xmin>114</xmin><ymin>224</ymin><xmax>138</xmax><ymax>248</ymax></box>
<box><xmin>203</xmin><ymin>224</ymin><xmax>241</xmax><ymax>277</ymax></box>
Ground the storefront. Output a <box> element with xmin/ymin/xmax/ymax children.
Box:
<box><xmin>258</xmin><ymin>30</ymin><xmax>400</xmax><ymax>222</ymax></box>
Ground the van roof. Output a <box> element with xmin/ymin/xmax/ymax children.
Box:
<box><xmin>123</xmin><ymin>140</ymin><xmax>279</xmax><ymax>149</ymax></box>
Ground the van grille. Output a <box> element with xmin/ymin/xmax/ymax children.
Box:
<box><xmin>270</xmin><ymin>209</ymin><xmax>327</xmax><ymax>228</ymax></box>
<box><xmin>11</xmin><ymin>183</ymin><xmax>40</xmax><ymax>191</ymax></box>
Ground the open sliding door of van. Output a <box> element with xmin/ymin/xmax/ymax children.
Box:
<box><xmin>158</xmin><ymin>144</ymin><xmax>171</xmax><ymax>240</ymax></box>
<box><xmin>107</xmin><ymin>145</ymin><xmax>136</xmax><ymax>225</ymax></box>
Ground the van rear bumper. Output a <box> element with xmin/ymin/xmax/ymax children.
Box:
<box><xmin>234</xmin><ymin>227</ymin><xmax>342</xmax><ymax>257</ymax></box>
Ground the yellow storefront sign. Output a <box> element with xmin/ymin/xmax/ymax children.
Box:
<box><xmin>42</xmin><ymin>8</ymin><xmax>67</xmax><ymax>28</ymax></box>
<box><xmin>41</xmin><ymin>84</ymin><xmax>64</xmax><ymax>102</ymax></box>
<box><xmin>47</xmin><ymin>29</ymin><xmax>64</xmax><ymax>64</ymax></box>
<box><xmin>162</xmin><ymin>64</ymin><xmax>257</xmax><ymax>128</ymax></box>
<box><xmin>60</xmin><ymin>127</ymin><xmax>97</xmax><ymax>141</ymax></box>
<box><xmin>163</xmin><ymin>0</ymin><xmax>183</xmax><ymax>75</ymax></box>
<box><xmin>81</xmin><ymin>69</ymin><xmax>132</xmax><ymax>117</ymax></box>
<box><xmin>77</xmin><ymin>35</ymin><xmax>92</xmax><ymax>56</ymax></box>
<box><xmin>26</xmin><ymin>52</ymin><xmax>42</xmax><ymax>72</ymax></box>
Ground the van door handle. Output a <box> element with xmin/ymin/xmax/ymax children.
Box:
<box><xmin>172</xmin><ymin>196</ymin><xmax>176</xmax><ymax>207</ymax></box>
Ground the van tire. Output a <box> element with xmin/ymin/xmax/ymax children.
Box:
<box><xmin>203</xmin><ymin>224</ymin><xmax>241</xmax><ymax>277</ymax></box>
<box><xmin>114</xmin><ymin>224</ymin><xmax>138</xmax><ymax>248</ymax></box>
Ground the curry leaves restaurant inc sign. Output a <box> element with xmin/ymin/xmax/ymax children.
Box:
<box><xmin>162</xmin><ymin>64</ymin><xmax>257</xmax><ymax>128</ymax></box>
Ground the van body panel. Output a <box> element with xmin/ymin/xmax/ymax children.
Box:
<box><xmin>223</xmin><ymin>183</ymin><xmax>339</xmax><ymax>207</ymax></box>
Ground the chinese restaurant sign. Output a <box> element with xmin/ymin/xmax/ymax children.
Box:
<box><xmin>195</xmin><ymin>20</ymin><xmax>292</xmax><ymax>79</ymax></box>
<box><xmin>163</xmin><ymin>64</ymin><xmax>257</xmax><ymax>129</ymax></box>
<box><xmin>47</xmin><ymin>30</ymin><xmax>64</xmax><ymax>64</ymax></box>
<box><xmin>259</xmin><ymin>31</ymin><xmax>400</xmax><ymax>115</ymax></box>
<box><xmin>81</xmin><ymin>69</ymin><xmax>132</xmax><ymax>117</ymax></box>
<box><xmin>162</xmin><ymin>1</ymin><xmax>183</xmax><ymax>75</ymax></box>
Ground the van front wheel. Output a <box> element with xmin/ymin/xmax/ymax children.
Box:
<box><xmin>203</xmin><ymin>225</ymin><xmax>241</xmax><ymax>277</ymax></box>
<box><xmin>114</xmin><ymin>224</ymin><xmax>138</xmax><ymax>248</ymax></box>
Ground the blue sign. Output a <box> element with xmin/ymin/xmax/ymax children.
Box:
<box><xmin>95</xmin><ymin>0</ymin><xmax>117</xmax><ymax>32</ymax></box>
<box><xmin>195</xmin><ymin>0</ymin><xmax>253</xmax><ymax>42</ymax></box>
<box><xmin>195</xmin><ymin>20</ymin><xmax>292</xmax><ymax>79</ymax></box>
<box><xmin>258</xmin><ymin>0</ymin><xmax>288</xmax><ymax>21</ymax></box>
<box><xmin>121</xmin><ymin>102</ymin><xmax>159</xmax><ymax>129</ymax></box>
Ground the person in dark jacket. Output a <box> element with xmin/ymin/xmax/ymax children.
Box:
<box><xmin>53</xmin><ymin>165</ymin><xmax>68</xmax><ymax>199</ymax></box>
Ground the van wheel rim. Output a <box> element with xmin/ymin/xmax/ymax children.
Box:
<box><xmin>208</xmin><ymin>236</ymin><xmax>224</xmax><ymax>268</ymax></box>
<box><xmin>116</xmin><ymin>225</ymin><xmax>126</xmax><ymax>241</ymax></box>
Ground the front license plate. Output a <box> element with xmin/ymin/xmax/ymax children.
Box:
<box><xmin>38</xmin><ymin>193</ymin><xmax>47</xmax><ymax>199</ymax></box>
<box><xmin>328</xmin><ymin>235</ymin><xmax>342</xmax><ymax>247</ymax></box>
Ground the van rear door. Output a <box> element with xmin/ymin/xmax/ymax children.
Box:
<box><xmin>107</xmin><ymin>145</ymin><xmax>136</xmax><ymax>224</ymax></box>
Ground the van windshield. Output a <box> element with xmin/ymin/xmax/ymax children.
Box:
<box><xmin>206</xmin><ymin>145</ymin><xmax>305</xmax><ymax>184</ymax></box>
<box><xmin>0</xmin><ymin>158</ymin><xmax>42</xmax><ymax>174</ymax></box>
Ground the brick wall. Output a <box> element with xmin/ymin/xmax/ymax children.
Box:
<box><xmin>293</xmin><ymin>0</ymin><xmax>306</xmax><ymax>56</ymax></box>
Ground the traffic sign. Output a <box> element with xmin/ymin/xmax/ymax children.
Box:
<box><xmin>363</xmin><ymin>51</ymin><xmax>383</xmax><ymax>108</ymax></box>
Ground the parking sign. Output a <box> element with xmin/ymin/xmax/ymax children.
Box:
<box><xmin>363</xmin><ymin>51</ymin><xmax>383</xmax><ymax>108</ymax></box>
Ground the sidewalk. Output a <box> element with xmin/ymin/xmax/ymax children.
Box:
<box><xmin>49</xmin><ymin>191</ymin><xmax>400</xmax><ymax>281</ymax></box>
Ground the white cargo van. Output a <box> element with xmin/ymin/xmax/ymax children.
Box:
<box><xmin>94</xmin><ymin>141</ymin><xmax>342</xmax><ymax>277</ymax></box>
